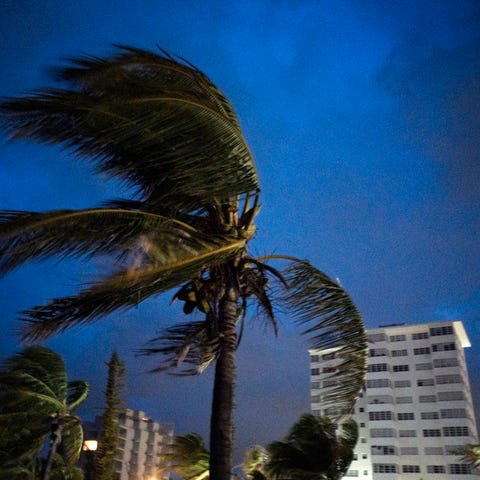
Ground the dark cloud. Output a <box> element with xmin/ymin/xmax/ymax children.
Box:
<box><xmin>378</xmin><ymin>35</ymin><xmax>480</xmax><ymax>202</ymax></box>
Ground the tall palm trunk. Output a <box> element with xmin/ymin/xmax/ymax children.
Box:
<box><xmin>209</xmin><ymin>266</ymin><xmax>239</xmax><ymax>480</ymax></box>
<box><xmin>42</xmin><ymin>417</ymin><xmax>62</xmax><ymax>480</ymax></box>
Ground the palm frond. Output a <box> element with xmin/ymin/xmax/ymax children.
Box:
<box><xmin>0</xmin><ymin>46</ymin><xmax>259</xmax><ymax>213</ymax></box>
<box><xmin>0</xmin><ymin>375</ymin><xmax>64</xmax><ymax>414</ymax></box>
<box><xmin>58</xmin><ymin>416</ymin><xmax>84</xmax><ymax>466</ymax></box>
<box><xmin>455</xmin><ymin>444</ymin><xmax>480</xmax><ymax>471</ymax></box>
<box><xmin>66</xmin><ymin>381</ymin><xmax>89</xmax><ymax>412</ymax></box>
<box><xmin>262</xmin><ymin>258</ymin><xmax>367</xmax><ymax>418</ymax></box>
<box><xmin>20</xmin><ymin>238</ymin><xmax>246</xmax><ymax>341</ymax></box>
<box><xmin>0</xmin><ymin>346</ymin><xmax>67</xmax><ymax>403</ymax></box>
<box><xmin>0</xmin><ymin>412</ymin><xmax>49</xmax><ymax>460</ymax></box>
<box><xmin>139</xmin><ymin>320</ymin><xmax>220</xmax><ymax>375</ymax></box>
<box><xmin>0</xmin><ymin>208</ymin><xmax>209</xmax><ymax>274</ymax></box>
<box><xmin>160</xmin><ymin>433</ymin><xmax>210</xmax><ymax>480</ymax></box>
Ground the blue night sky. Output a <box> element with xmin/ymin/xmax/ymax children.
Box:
<box><xmin>1</xmin><ymin>0</ymin><xmax>479</xmax><ymax>462</ymax></box>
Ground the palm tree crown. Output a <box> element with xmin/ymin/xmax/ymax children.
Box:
<box><xmin>0</xmin><ymin>46</ymin><xmax>366</xmax><ymax>480</ymax></box>
<box><xmin>265</xmin><ymin>414</ymin><xmax>358</xmax><ymax>480</ymax></box>
<box><xmin>0</xmin><ymin>346</ymin><xmax>89</xmax><ymax>480</ymax></box>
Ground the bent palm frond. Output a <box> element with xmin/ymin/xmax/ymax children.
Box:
<box><xmin>0</xmin><ymin>346</ymin><xmax>68</xmax><ymax>402</ymax></box>
<box><xmin>20</xmin><ymin>237</ymin><xmax>246</xmax><ymax>341</ymax></box>
<box><xmin>160</xmin><ymin>433</ymin><xmax>210</xmax><ymax>480</ymax></box>
<box><xmin>0</xmin><ymin>46</ymin><xmax>258</xmax><ymax>213</ymax></box>
<box><xmin>66</xmin><ymin>381</ymin><xmax>89</xmax><ymax>411</ymax></box>
<box><xmin>58</xmin><ymin>416</ymin><xmax>84</xmax><ymax>466</ymax></box>
<box><xmin>139</xmin><ymin>320</ymin><xmax>220</xmax><ymax>375</ymax></box>
<box><xmin>0</xmin><ymin>209</ymin><xmax>212</xmax><ymax>274</ymax></box>
<box><xmin>261</xmin><ymin>257</ymin><xmax>367</xmax><ymax>418</ymax></box>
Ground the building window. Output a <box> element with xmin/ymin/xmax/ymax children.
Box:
<box><xmin>399</xmin><ymin>430</ymin><xmax>416</xmax><ymax>437</ymax></box>
<box><xmin>443</xmin><ymin>426</ymin><xmax>469</xmax><ymax>437</ymax></box>
<box><xmin>402</xmin><ymin>465</ymin><xmax>420</xmax><ymax>473</ymax></box>
<box><xmin>425</xmin><ymin>447</ymin><xmax>443</xmax><ymax>455</ymax></box>
<box><xmin>413</xmin><ymin>347</ymin><xmax>430</xmax><ymax>355</ymax></box>
<box><xmin>394</xmin><ymin>380</ymin><xmax>411</xmax><ymax>388</ymax></box>
<box><xmin>421</xmin><ymin>411</ymin><xmax>439</xmax><ymax>420</ymax></box>
<box><xmin>427</xmin><ymin>465</ymin><xmax>445</xmax><ymax>473</ymax></box>
<box><xmin>311</xmin><ymin>381</ymin><xmax>320</xmax><ymax>389</ymax></box>
<box><xmin>430</xmin><ymin>325</ymin><xmax>454</xmax><ymax>336</ymax></box>
<box><xmin>419</xmin><ymin>395</ymin><xmax>436</xmax><ymax>403</ymax></box>
<box><xmin>370</xmin><ymin>428</ymin><xmax>396</xmax><ymax>438</ymax></box>
<box><xmin>432</xmin><ymin>342</ymin><xmax>456</xmax><ymax>352</ymax></box>
<box><xmin>371</xmin><ymin>445</ymin><xmax>396</xmax><ymax>455</ymax></box>
<box><xmin>310</xmin><ymin>368</ymin><xmax>320</xmax><ymax>376</ymax></box>
<box><xmin>440</xmin><ymin>408</ymin><xmax>467</xmax><ymax>419</ymax></box>
<box><xmin>423</xmin><ymin>429</ymin><xmax>441</xmax><ymax>437</ymax></box>
<box><xmin>393</xmin><ymin>364</ymin><xmax>409</xmax><ymax>372</ymax></box>
<box><xmin>368</xmin><ymin>333</ymin><xmax>387</xmax><ymax>343</ymax></box>
<box><xmin>367</xmin><ymin>363</ymin><xmax>389</xmax><ymax>372</ymax></box>
<box><xmin>366</xmin><ymin>379</ymin><xmax>391</xmax><ymax>388</ymax></box>
<box><xmin>412</xmin><ymin>332</ymin><xmax>429</xmax><ymax>339</ymax></box>
<box><xmin>395</xmin><ymin>396</ymin><xmax>413</xmax><ymax>404</ymax></box>
<box><xmin>438</xmin><ymin>391</ymin><xmax>464</xmax><ymax>401</ymax></box>
<box><xmin>397</xmin><ymin>412</ymin><xmax>415</xmax><ymax>420</ymax></box>
<box><xmin>373</xmin><ymin>464</ymin><xmax>397</xmax><ymax>473</ymax></box>
<box><xmin>345</xmin><ymin>470</ymin><xmax>359</xmax><ymax>477</ymax></box>
<box><xmin>391</xmin><ymin>349</ymin><xmax>408</xmax><ymax>357</ymax></box>
<box><xmin>449</xmin><ymin>464</ymin><xmax>471</xmax><ymax>475</ymax></box>
<box><xmin>368</xmin><ymin>395</ymin><xmax>394</xmax><ymax>404</ymax></box>
<box><xmin>310</xmin><ymin>354</ymin><xmax>319</xmax><ymax>362</ymax></box>
<box><xmin>369</xmin><ymin>348</ymin><xmax>388</xmax><ymax>357</ymax></box>
<box><xmin>400</xmin><ymin>447</ymin><xmax>418</xmax><ymax>455</ymax></box>
<box><xmin>433</xmin><ymin>357</ymin><xmax>458</xmax><ymax>368</ymax></box>
<box><xmin>417</xmin><ymin>378</ymin><xmax>434</xmax><ymax>386</ymax></box>
<box><xmin>322</xmin><ymin>352</ymin><xmax>335</xmax><ymax>360</ymax></box>
<box><xmin>415</xmin><ymin>362</ymin><xmax>433</xmax><ymax>370</ymax></box>
<box><xmin>435</xmin><ymin>374</ymin><xmax>462</xmax><ymax>384</ymax></box>
<box><xmin>322</xmin><ymin>366</ymin><xmax>336</xmax><ymax>373</ymax></box>
<box><xmin>369</xmin><ymin>411</ymin><xmax>393</xmax><ymax>421</ymax></box>
<box><xmin>389</xmin><ymin>334</ymin><xmax>406</xmax><ymax>342</ymax></box>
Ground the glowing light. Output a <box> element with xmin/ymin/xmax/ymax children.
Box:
<box><xmin>83</xmin><ymin>440</ymin><xmax>98</xmax><ymax>451</ymax></box>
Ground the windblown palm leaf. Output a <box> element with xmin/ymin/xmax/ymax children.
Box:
<box><xmin>0</xmin><ymin>346</ymin><xmax>89</xmax><ymax>478</ymax></box>
<box><xmin>455</xmin><ymin>444</ymin><xmax>480</xmax><ymax>472</ymax></box>
<box><xmin>265</xmin><ymin>414</ymin><xmax>358</xmax><ymax>480</ymax></box>
<box><xmin>160</xmin><ymin>433</ymin><xmax>210</xmax><ymax>480</ymax></box>
<box><xmin>0</xmin><ymin>46</ymin><xmax>366</xmax><ymax>480</ymax></box>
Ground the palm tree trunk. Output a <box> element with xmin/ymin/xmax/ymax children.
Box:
<box><xmin>209</xmin><ymin>267</ymin><xmax>239</xmax><ymax>480</ymax></box>
<box><xmin>42</xmin><ymin>417</ymin><xmax>62</xmax><ymax>480</ymax></box>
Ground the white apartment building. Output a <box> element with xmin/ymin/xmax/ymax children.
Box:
<box><xmin>310</xmin><ymin>320</ymin><xmax>478</xmax><ymax>479</ymax></box>
<box><xmin>84</xmin><ymin>408</ymin><xmax>174</xmax><ymax>480</ymax></box>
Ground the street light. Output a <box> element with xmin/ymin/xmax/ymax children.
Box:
<box><xmin>83</xmin><ymin>440</ymin><xmax>98</xmax><ymax>451</ymax></box>
<box><xmin>82</xmin><ymin>439</ymin><xmax>98</xmax><ymax>480</ymax></box>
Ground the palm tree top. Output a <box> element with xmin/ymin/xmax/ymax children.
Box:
<box><xmin>1</xmin><ymin>45</ymin><xmax>260</xmax><ymax>216</ymax></box>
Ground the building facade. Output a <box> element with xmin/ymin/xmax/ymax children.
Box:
<box><xmin>310</xmin><ymin>320</ymin><xmax>478</xmax><ymax>479</ymax></box>
<box><xmin>84</xmin><ymin>408</ymin><xmax>174</xmax><ymax>480</ymax></box>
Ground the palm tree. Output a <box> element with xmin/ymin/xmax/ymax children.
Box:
<box><xmin>265</xmin><ymin>414</ymin><xmax>358</xmax><ymax>480</ymax></box>
<box><xmin>0</xmin><ymin>46</ymin><xmax>367</xmax><ymax>480</ymax></box>
<box><xmin>160</xmin><ymin>433</ymin><xmax>210</xmax><ymax>480</ymax></box>
<box><xmin>0</xmin><ymin>346</ymin><xmax>89</xmax><ymax>480</ymax></box>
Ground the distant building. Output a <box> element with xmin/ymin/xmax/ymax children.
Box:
<box><xmin>310</xmin><ymin>320</ymin><xmax>478</xmax><ymax>479</ymax></box>
<box><xmin>84</xmin><ymin>408</ymin><xmax>174</xmax><ymax>480</ymax></box>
